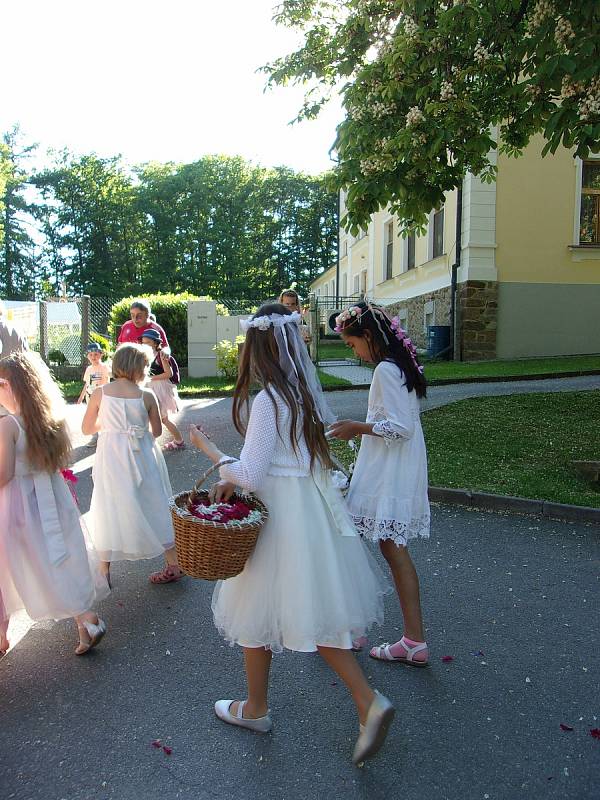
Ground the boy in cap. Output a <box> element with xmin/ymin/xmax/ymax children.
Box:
<box><xmin>77</xmin><ymin>342</ymin><xmax>110</xmax><ymax>447</ymax></box>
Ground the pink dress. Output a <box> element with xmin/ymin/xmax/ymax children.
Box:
<box><xmin>0</xmin><ymin>416</ymin><xmax>109</xmax><ymax>625</ymax></box>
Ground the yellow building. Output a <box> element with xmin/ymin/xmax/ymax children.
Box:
<box><xmin>310</xmin><ymin>137</ymin><xmax>600</xmax><ymax>360</ymax></box>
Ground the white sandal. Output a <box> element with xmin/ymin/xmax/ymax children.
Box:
<box><xmin>214</xmin><ymin>700</ymin><xmax>272</xmax><ymax>733</ymax></box>
<box><xmin>369</xmin><ymin>638</ymin><xmax>429</xmax><ymax>667</ymax></box>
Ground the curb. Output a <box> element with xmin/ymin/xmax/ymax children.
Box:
<box><xmin>428</xmin><ymin>487</ymin><xmax>600</xmax><ymax>525</ymax></box>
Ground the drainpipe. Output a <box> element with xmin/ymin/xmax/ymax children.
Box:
<box><xmin>450</xmin><ymin>182</ymin><xmax>463</xmax><ymax>361</ymax></box>
<box><xmin>335</xmin><ymin>191</ymin><xmax>340</xmax><ymax>307</ymax></box>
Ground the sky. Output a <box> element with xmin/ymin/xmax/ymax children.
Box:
<box><xmin>2</xmin><ymin>0</ymin><xmax>344</xmax><ymax>174</ymax></box>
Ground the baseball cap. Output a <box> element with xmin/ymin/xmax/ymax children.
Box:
<box><xmin>86</xmin><ymin>342</ymin><xmax>103</xmax><ymax>352</ymax></box>
<box><xmin>139</xmin><ymin>329</ymin><xmax>161</xmax><ymax>342</ymax></box>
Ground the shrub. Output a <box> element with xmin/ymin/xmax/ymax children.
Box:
<box><xmin>214</xmin><ymin>336</ymin><xmax>245</xmax><ymax>380</ymax></box>
<box><xmin>108</xmin><ymin>293</ymin><xmax>229</xmax><ymax>364</ymax></box>
<box><xmin>48</xmin><ymin>349</ymin><xmax>67</xmax><ymax>365</ymax></box>
<box><xmin>56</xmin><ymin>334</ymin><xmax>82</xmax><ymax>365</ymax></box>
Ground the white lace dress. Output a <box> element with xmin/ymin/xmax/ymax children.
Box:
<box><xmin>345</xmin><ymin>360</ymin><xmax>430</xmax><ymax>547</ymax></box>
<box><xmin>211</xmin><ymin>389</ymin><xmax>388</xmax><ymax>653</ymax></box>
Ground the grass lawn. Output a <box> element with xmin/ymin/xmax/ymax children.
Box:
<box><xmin>318</xmin><ymin>340</ymin><xmax>352</xmax><ymax>361</ymax></box>
<box><xmin>331</xmin><ymin>390</ymin><xmax>600</xmax><ymax>508</ymax></box>
<box><xmin>424</xmin><ymin>353</ymin><xmax>600</xmax><ymax>382</ymax></box>
<box><xmin>59</xmin><ymin>369</ymin><xmax>350</xmax><ymax>400</ymax></box>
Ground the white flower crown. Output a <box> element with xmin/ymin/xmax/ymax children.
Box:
<box><xmin>240</xmin><ymin>311</ymin><xmax>302</xmax><ymax>332</ymax></box>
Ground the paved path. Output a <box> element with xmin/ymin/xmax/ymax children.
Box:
<box><xmin>1</xmin><ymin>384</ymin><xmax>599</xmax><ymax>799</ymax></box>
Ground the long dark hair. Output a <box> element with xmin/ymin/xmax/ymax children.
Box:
<box><xmin>233</xmin><ymin>303</ymin><xmax>333</xmax><ymax>470</ymax></box>
<box><xmin>338</xmin><ymin>301</ymin><xmax>427</xmax><ymax>398</ymax></box>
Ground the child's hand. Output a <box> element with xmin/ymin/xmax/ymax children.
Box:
<box><xmin>190</xmin><ymin>424</ymin><xmax>222</xmax><ymax>463</ymax></box>
<box><xmin>209</xmin><ymin>480</ymin><xmax>236</xmax><ymax>503</ymax></box>
<box><xmin>327</xmin><ymin>420</ymin><xmax>364</xmax><ymax>441</ymax></box>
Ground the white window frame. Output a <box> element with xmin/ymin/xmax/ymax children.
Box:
<box><xmin>383</xmin><ymin>217</ymin><xmax>394</xmax><ymax>281</ymax></box>
<box><xmin>574</xmin><ymin>155</ymin><xmax>600</xmax><ymax>246</ymax></box>
<box><xmin>403</xmin><ymin>231</ymin><xmax>416</xmax><ymax>271</ymax></box>
<box><xmin>423</xmin><ymin>300</ymin><xmax>435</xmax><ymax>333</ymax></box>
<box><xmin>342</xmin><ymin>272</ymin><xmax>348</xmax><ymax>296</ymax></box>
<box><xmin>353</xmin><ymin>274</ymin><xmax>360</xmax><ymax>295</ymax></box>
<box><xmin>397</xmin><ymin>308</ymin><xmax>408</xmax><ymax>332</ymax></box>
<box><xmin>428</xmin><ymin>207</ymin><xmax>445</xmax><ymax>260</ymax></box>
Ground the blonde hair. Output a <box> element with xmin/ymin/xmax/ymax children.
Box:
<box><xmin>112</xmin><ymin>342</ymin><xmax>152</xmax><ymax>383</ymax></box>
<box><xmin>0</xmin><ymin>351</ymin><xmax>71</xmax><ymax>473</ymax></box>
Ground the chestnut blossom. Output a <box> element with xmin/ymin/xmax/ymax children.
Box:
<box><xmin>406</xmin><ymin>106</ymin><xmax>425</xmax><ymax>127</ymax></box>
<box><xmin>554</xmin><ymin>16</ymin><xmax>576</xmax><ymax>48</ymax></box>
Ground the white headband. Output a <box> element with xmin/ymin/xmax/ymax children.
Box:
<box><xmin>240</xmin><ymin>311</ymin><xmax>302</xmax><ymax>332</ymax></box>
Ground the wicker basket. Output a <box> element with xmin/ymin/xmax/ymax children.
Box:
<box><xmin>170</xmin><ymin>460</ymin><xmax>268</xmax><ymax>580</ymax></box>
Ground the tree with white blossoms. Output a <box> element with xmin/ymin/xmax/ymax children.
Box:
<box><xmin>264</xmin><ymin>0</ymin><xmax>600</xmax><ymax>233</ymax></box>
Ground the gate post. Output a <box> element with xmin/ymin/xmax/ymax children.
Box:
<box><xmin>309</xmin><ymin>295</ymin><xmax>319</xmax><ymax>363</ymax></box>
<box><xmin>38</xmin><ymin>301</ymin><xmax>48</xmax><ymax>363</ymax></box>
<box><xmin>81</xmin><ymin>295</ymin><xmax>90</xmax><ymax>365</ymax></box>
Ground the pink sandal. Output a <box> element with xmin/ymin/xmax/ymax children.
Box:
<box><xmin>163</xmin><ymin>440</ymin><xmax>185</xmax><ymax>451</ymax></box>
<box><xmin>149</xmin><ymin>565</ymin><xmax>184</xmax><ymax>584</ymax></box>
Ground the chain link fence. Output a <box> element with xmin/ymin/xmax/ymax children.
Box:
<box><xmin>2</xmin><ymin>296</ymin><xmax>113</xmax><ymax>368</ymax></box>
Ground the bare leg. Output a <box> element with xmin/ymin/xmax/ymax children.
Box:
<box><xmin>379</xmin><ymin>540</ymin><xmax>424</xmax><ymax>642</ymax></box>
<box><xmin>163</xmin><ymin>546</ymin><xmax>180</xmax><ymax>568</ymax></box>
<box><xmin>229</xmin><ymin>646</ymin><xmax>272</xmax><ymax>719</ymax></box>
<box><xmin>317</xmin><ymin>646</ymin><xmax>375</xmax><ymax>725</ymax></box>
<box><xmin>100</xmin><ymin>560</ymin><xmax>111</xmax><ymax>589</ymax></box>
<box><xmin>162</xmin><ymin>416</ymin><xmax>183</xmax><ymax>443</ymax></box>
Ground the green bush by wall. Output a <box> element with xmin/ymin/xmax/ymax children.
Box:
<box><xmin>108</xmin><ymin>294</ymin><xmax>228</xmax><ymax>363</ymax></box>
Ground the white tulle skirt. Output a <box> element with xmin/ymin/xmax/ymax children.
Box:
<box><xmin>211</xmin><ymin>474</ymin><xmax>389</xmax><ymax>653</ymax></box>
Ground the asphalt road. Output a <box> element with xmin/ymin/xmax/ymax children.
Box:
<box><xmin>1</xmin><ymin>386</ymin><xmax>599</xmax><ymax>800</ymax></box>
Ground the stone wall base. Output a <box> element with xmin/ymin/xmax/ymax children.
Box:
<box><xmin>385</xmin><ymin>286</ymin><xmax>452</xmax><ymax>350</ymax></box>
<box><xmin>382</xmin><ymin>280</ymin><xmax>498</xmax><ymax>361</ymax></box>
<box><xmin>457</xmin><ymin>280</ymin><xmax>498</xmax><ymax>361</ymax></box>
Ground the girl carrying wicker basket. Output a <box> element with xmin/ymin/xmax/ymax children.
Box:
<box><xmin>189</xmin><ymin>303</ymin><xmax>394</xmax><ymax>766</ymax></box>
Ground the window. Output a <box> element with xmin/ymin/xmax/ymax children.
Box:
<box><xmin>423</xmin><ymin>300</ymin><xmax>435</xmax><ymax>333</ymax></box>
<box><xmin>360</xmin><ymin>270</ymin><xmax>367</xmax><ymax>294</ymax></box>
<box><xmin>580</xmin><ymin>161</ymin><xmax>600</xmax><ymax>245</ymax></box>
<box><xmin>384</xmin><ymin>220</ymin><xmax>393</xmax><ymax>281</ymax></box>
<box><xmin>342</xmin><ymin>273</ymin><xmax>348</xmax><ymax>296</ymax></box>
<box><xmin>433</xmin><ymin>207</ymin><xmax>445</xmax><ymax>258</ymax></box>
<box><xmin>407</xmin><ymin>232</ymin><xmax>416</xmax><ymax>270</ymax></box>
<box><xmin>353</xmin><ymin>274</ymin><xmax>360</xmax><ymax>295</ymax></box>
<box><xmin>341</xmin><ymin>238</ymin><xmax>348</xmax><ymax>257</ymax></box>
<box><xmin>398</xmin><ymin>310</ymin><xmax>408</xmax><ymax>332</ymax></box>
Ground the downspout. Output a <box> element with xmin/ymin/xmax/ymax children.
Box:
<box><xmin>450</xmin><ymin>182</ymin><xmax>463</xmax><ymax>361</ymax></box>
<box><xmin>335</xmin><ymin>191</ymin><xmax>340</xmax><ymax>307</ymax></box>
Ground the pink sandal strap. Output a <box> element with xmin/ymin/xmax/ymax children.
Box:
<box><xmin>149</xmin><ymin>565</ymin><xmax>183</xmax><ymax>584</ymax></box>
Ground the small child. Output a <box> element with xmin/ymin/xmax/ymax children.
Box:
<box><xmin>139</xmin><ymin>329</ymin><xmax>184</xmax><ymax>451</ymax></box>
<box><xmin>330</xmin><ymin>301</ymin><xmax>430</xmax><ymax>666</ymax></box>
<box><xmin>0</xmin><ymin>351</ymin><xmax>109</xmax><ymax>656</ymax></box>
<box><xmin>190</xmin><ymin>303</ymin><xmax>394</xmax><ymax>765</ymax></box>
<box><xmin>77</xmin><ymin>343</ymin><xmax>110</xmax><ymax>448</ymax></box>
<box><xmin>83</xmin><ymin>343</ymin><xmax>183</xmax><ymax>586</ymax></box>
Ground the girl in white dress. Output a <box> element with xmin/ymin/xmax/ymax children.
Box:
<box><xmin>83</xmin><ymin>343</ymin><xmax>183</xmax><ymax>587</ymax></box>
<box><xmin>0</xmin><ymin>352</ymin><xmax>109</xmax><ymax>656</ymax></box>
<box><xmin>190</xmin><ymin>303</ymin><xmax>395</xmax><ymax>765</ymax></box>
<box><xmin>329</xmin><ymin>301</ymin><xmax>430</xmax><ymax>667</ymax></box>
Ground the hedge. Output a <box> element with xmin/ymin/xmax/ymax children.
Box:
<box><xmin>108</xmin><ymin>293</ymin><xmax>228</xmax><ymax>364</ymax></box>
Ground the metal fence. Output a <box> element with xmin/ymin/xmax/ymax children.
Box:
<box><xmin>3</xmin><ymin>296</ymin><xmax>113</xmax><ymax>367</ymax></box>
<box><xmin>308</xmin><ymin>294</ymin><xmax>361</xmax><ymax>364</ymax></box>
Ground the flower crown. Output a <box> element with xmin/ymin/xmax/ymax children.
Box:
<box><xmin>335</xmin><ymin>302</ymin><xmax>424</xmax><ymax>375</ymax></box>
<box><xmin>240</xmin><ymin>311</ymin><xmax>301</xmax><ymax>332</ymax></box>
